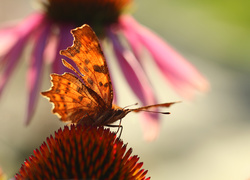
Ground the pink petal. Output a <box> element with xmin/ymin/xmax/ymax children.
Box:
<box><xmin>0</xmin><ymin>13</ymin><xmax>46</xmax><ymax>97</ymax></box>
<box><xmin>141</xmin><ymin>113</ymin><xmax>160</xmax><ymax>141</ymax></box>
<box><xmin>0</xmin><ymin>37</ymin><xmax>27</xmax><ymax>96</ymax></box>
<box><xmin>117</xmin><ymin>21</ymin><xmax>142</xmax><ymax>61</ymax></box>
<box><xmin>0</xmin><ymin>13</ymin><xmax>45</xmax><ymax>65</ymax></box>
<box><xmin>16</xmin><ymin>13</ymin><xmax>46</xmax><ymax>35</ymax></box>
<box><xmin>26</xmin><ymin>22</ymin><xmax>52</xmax><ymax>125</ymax></box>
<box><xmin>119</xmin><ymin>15</ymin><xmax>209</xmax><ymax>99</ymax></box>
<box><xmin>0</xmin><ymin>26</ymin><xmax>18</xmax><ymax>59</ymax></box>
<box><xmin>43</xmin><ymin>31</ymin><xmax>58</xmax><ymax>64</ymax></box>
<box><xmin>107</xmin><ymin>28</ymin><xmax>156</xmax><ymax>105</ymax></box>
<box><xmin>107</xmin><ymin>28</ymin><xmax>160</xmax><ymax>140</ymax></box>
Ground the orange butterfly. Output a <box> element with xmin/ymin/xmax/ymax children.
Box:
<box><xmin>41</xmin><ymin>24</ymin><xmax>177</xmax><ymax>127</ymax></box>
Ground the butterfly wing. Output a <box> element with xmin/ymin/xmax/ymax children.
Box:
<box><xmin>41</xmin><ymin>73</ymin><xmax>99</xmax><ymax>123</ymax></box>
<box><xmin>60</xmin><ymin>24</ymin><xmax>113</xmax><ymax>108</ymax></box>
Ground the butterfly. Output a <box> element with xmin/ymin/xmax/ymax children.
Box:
<box><xmin>41</xmin><ymin>24</ymin><xmax>177</xmax><ymax>128</ymax></box>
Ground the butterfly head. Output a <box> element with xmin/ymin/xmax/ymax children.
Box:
<box><xmin>111</xmin><ymin>104</ymin><xmax>133</xmax><ymax>121</ymax></box>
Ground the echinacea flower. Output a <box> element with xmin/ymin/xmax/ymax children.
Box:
<box><xmin>15</xmin><ymin>124</ymin><xmax>150</xmax><ymax>180</ymax></box>
<box><xmin>0</xmin><ymin>0</ymin><xmax>209</xmax><ymax>139</ymax></box>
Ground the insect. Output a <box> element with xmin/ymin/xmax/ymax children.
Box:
<box><xmin>41</xmin><ymin>24</ymin><xmax>176</xmax><ymax>129</ymax></box>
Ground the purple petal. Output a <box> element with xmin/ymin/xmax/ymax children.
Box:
<box><xmin>107</xmin><ymin>28</ymin><xmax>160</xmax><ymax>140</ymax></box>
<box><xmin>0</xmin><ymin>37</ymin><xmax>27</xmax><ymax>96</ymax></box>
<box><xmin>52</xmin><ymin>23</ymin><xmax>75</xmax><ymax>74</ymax></box>
<box><xmin>0</xmin><ymin>13</ymin><xmax>46</xmax><ymax>97</ymax></box>
<box><xmin>107</xmin><ymin>28</ymin><xmax>156</xmax><ymax>105</ymax></box>
<box><xmin>119</xmin><ymin>15</ymin><xmax>209</xmax><ymax>99</ymax></box>
<box><xmin>26</xmin><ymin>21</ymin><xmax>52</xmax><ymax>125</ymax></box>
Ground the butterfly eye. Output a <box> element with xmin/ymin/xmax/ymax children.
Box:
<box><xmin>116</xmin><ymin>109</ymin><xmax>123</xmax><ymax>115</ymax></box>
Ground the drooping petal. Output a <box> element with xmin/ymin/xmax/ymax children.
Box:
<box><xmin>140</xmin><ymin>113</ymin><xmax>159</xmax><ymax>141</ymax></box>
<box><xmin>107</xmin><ymin>28</ymin><xmax>155</xmax><ymax>105</ymax></box>
<box><xmin>43</xmin><ymin>29</ymin><xmax>58</xmax><ymax>65</ymax></box>
<box><xmin>26</xmin><ymin>21</ymin><xmax>52</xmax><ymax>125</ymax></box>
<box><xmin>0</xmin><ymin>13</ymin><xmax>46</xmax><ymax>97</ymax></box>
<box><xmin>0</xmin><ymin>13</ymin><xmax>46</xmax><ymax>63</ymax></box>
<box><xmin>52</xmin><ymin>23</ymin><xmax>75</xmax><ymax>74</ymax></box>
<box><xmin>107</xmin><ymin>28</ymin><xmax>160</xmax><ymax>140</ymax></box>
<box><xmin>0</xmin><ymin>26</ymin><xmax>19</xmax><ymax>61</ymax></box>
<box><xmin>117</xmin><ymin>20</ymin><xmax>142</xmax><ymax>61</ymax></box>
<box><xmin>119</xmin><ymin>15</ymin><xmax>209</xmax><ymax>99</ymax></box>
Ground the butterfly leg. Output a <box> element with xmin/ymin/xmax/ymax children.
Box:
<box><xmin>116</xmin><ymin>118</ymin><xmax>123</xmax><ymax>139</ymax></box>
<box><xmin>106</xmin><ymin>118</ymin><xmax>123</xmax><ymax>138</ymax></box>
<box><xmin>116</xmin><ymin>118</ymin><xmax>123</xmax><ymax>135</ymax></box>
<box><xmin>106</xmin><ymin>124</ymin><xmax>123</xmax><ymax>139</ymax></box>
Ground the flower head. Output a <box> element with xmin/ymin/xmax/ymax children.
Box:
<box><xmin>43</xmin><ymin>0</ymin><xmax>131</xmax><ymax>35</ymax></box>
<box><xmin>15</xmin><ymin>125</ymin><xmax>150</xmax><ymax>180</ymax></box>
<box><xmin>0</xmin><ymin>0</ymin><xmax>209</xmax><ymax>139</ymax></box>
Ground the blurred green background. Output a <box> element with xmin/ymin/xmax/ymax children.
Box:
<box><xmin>136</xmin><ymin>0</ymin><xmax>250</xmax><ymax>71</ymax></box>
<box><xmin>0</xmin><ymin>0</ymin><xmax>250</xmax><ymax>179</ymax></box>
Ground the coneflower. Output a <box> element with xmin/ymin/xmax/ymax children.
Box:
<box><xmin>15</xmin><ymin>124</ymin><xmax>150</xmax><ymax>180</ymax></box>
<box><xmin>0</xmin><ymin>0</ymin><xmax>209</xmax><ymax>139</ymax></box>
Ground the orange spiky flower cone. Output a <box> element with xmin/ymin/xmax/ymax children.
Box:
<box><xmin>15</xmin><ymin>125</ymin><xmax>150</xmax><ymax>180</ymax></box>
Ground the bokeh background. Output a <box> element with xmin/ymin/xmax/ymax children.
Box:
<box><xmin>1</xmin><ymin>0</ymin><xmax>250</xmax><ymax>179</ymax></box>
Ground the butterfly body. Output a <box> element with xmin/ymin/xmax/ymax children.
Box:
<box><xmin>76</xmin><ymin>104</ymin><xmax>130</xmax><ymax>126</ymax></box>
<box><xmin>89</xmin><ymin>105</ymin><xmax>131</xmax><ymax>126</ymax></box>
<box><xmin>41</xmin><ymin>24</ymin><xmax>176</xmax><ymax>127</ymax></box>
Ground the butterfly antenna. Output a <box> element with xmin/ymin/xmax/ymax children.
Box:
<box><xmin>139</xmin><ymin>110</ymin><xmax>171</xmax><ymax>114</ymax></box>
<box><xmin>123</xmin><ymin>103</ymin><xmax>138</xmax><ymax>109</ymax></box>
